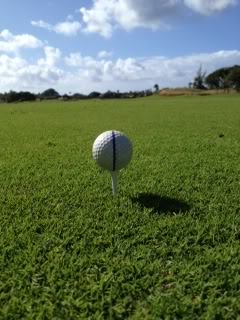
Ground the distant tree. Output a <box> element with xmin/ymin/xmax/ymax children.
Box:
<box><xmin>61</xmin><ymin>94</ymin><xmax>70</xmax><ymax>100</ymax></box>
<box><xmin>19</xmin><ymin>91</ymin><xmax>36</xmax><ymax>101</ymax></box>
<box><xmin>193</xmin><ymin>65</ymin><xmax>207</xmax><ymax>90</ymax></box>
<box><xmin>154</xmin><ymin>84</ymin><xmax>159</xmax><ymax>92</ymax></box>
<box><xmin>0</xmin><ymin>86</ymin><xmax>155</xmax><ymax>104</ymax></box>
<box><xmin>205</xmin><ymin>66</ymin><xmax>240</xmax><ymax>92</ymax></box>
<box><xmin>206</xmin><ymin>68</ymin><xmax>226</xmax><ymax>90</ymax></box>
<box><xmin>5</xmin><ymin>91</ymin><xmax>18</xmax><ymax>103</ymax></box>
<box><xmin>188</xmin><ymin>82</ymin><xmax>193</xmax><ymax>89</ymax></box>
<box><xmin>101</xmin><ymin>90</ymin><xmax>126</xmax><ymax>99</ymax></box>
<box><xmin>228</xmin><ymin>66</ymin><xmax>240</xmax><ymax>92</ymax></box>
<box><xmin>205</xmin><ymin>72</ymin><xmax>220</xmax><ymax>91</ymax></box>
<box><xmin>72</xmin><ymin>93</ymin><xmax>88</xmax><ymax>100</ymax></box>
<box><xmin>101</xmin><ymin>91</ymin><xmax>116</xmax><ymax>99</ymax></box>
<box><xmin>4</xmin><ymin>91</ymin><xmax>36</xmax><ymax>103</ymax></box>
<box><xmin>41</xmin><ymin>88</ymin><xmax>59</xmax><ymax>99</ymax></box>
<box><xmin>88</xmin><ymin>91</ymin><xmax>101</xmax><ymax>99</ymax></box>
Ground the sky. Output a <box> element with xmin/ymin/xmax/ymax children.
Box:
<box><xmin>0</xmin><ymin>0</ymin><xmax>240</xmax><ymax>94</ymax></box>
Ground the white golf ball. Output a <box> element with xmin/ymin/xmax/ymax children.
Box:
<box><xmin>92</xmin><ymin>131</ymin><xmax>133</xmax><ymax>171</ymax></box>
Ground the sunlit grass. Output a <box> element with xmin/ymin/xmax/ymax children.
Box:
<box><xmin>0</xmin><ymin>95</ymin><xmax>240</xmax><ymax>319</ymax></box>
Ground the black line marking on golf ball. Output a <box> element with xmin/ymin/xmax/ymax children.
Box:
<box><xmin>112</xmin><ymin>131</ymin><xmax>116</xmax><ymax>171</ymax></box>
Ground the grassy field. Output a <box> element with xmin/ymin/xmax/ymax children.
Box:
<box><xmin>0</xmin><ymin>95</ymin><xmax>240</xmax><ymax>319</ymax></box>
<box><xmin>159</xmin><ymin>88</ymin><xmax>236</xmax><ymax>96</ymax></box>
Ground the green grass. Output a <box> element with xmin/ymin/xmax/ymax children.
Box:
<box><xmin>0</xmin><ymin>95</ymin><xmax>240</xmax><ymax>319</ymax></box>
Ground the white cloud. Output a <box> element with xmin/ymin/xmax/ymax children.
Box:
<box><xmin>31</xmin><ymin>20</ymin><xmax>52</xmax><ymax>31</ymax></box>
<box><xmin>54</xmin><ymin>21</ymin><xmax>82</xmax><ymax>36</ymax></box>
<box><xmin>79</xmin><ymin>0</ymin><xmax>237</xmax><ymax>37</ymax></box>
<box><xmin>38</xmin><ymin>46</ymin><xmax>61</xmax><ymax>67</ymax></box>
<box><xmin>64</xmin><ymin>50</ymin><xmax>240</xmax><ymax>92</ymax></box>
<box><xmin>1</xmin><ymin>45</ymin><xmax>240</xmax><ymax>93</ymax></box>
<box><xmin>65</xmin><ymin>52</ymin><xmax>88</xmax><ymax>67</ymax></box>
<box><xmin>98</xmin><ymin>50</ymin><xmax>113</xmax><ymax>58</ymax></box>
<box><xmin>0</xmin><ymin>46</ymin><xmax>63</xmax><ymax>91</ymax></box>
<box><xmin>65</xmin><ymin>52</ymin><xmax>145</xmax><ymax>81</ymax></box>
<box><xmin>31</xmin><ymin>20</ymin><xmax>81</xmax><ymax>36</ymax></box>
<box><xmin>0</xmin><ymin>29</ymin><xmax>42</xmax><ymax>53</ymax></box>
<box><xmin>184</xmin><ymin>0</ymin><xmax>236</xmax><ymax>15</ymax></box>
<box><xmin>79</xmin><ymin>1</ymin><xmax>115</xmax><ymax>38</ymax></box>
<box><xmin>60</xmin><ymin>51</ymin><xmax>240</xmax><ymax>94</ymax></box>
<box><xmin>30</xmin><ymin>0</ymin><xmax>237</xmax><ymax>39</ymax></box>
<box><xmin>80</xmin><ymin>0</ymin><xmax>175</xmax><ymax>37</ymax></box>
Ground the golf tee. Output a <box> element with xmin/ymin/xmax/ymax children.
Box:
<box><xmin>111</xmin><ymin>171</ymin><xmax>118</xmax><ymax>195</ymax></box>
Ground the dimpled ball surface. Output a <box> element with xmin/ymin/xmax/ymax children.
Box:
<box><xmin>92</xmin><ymin>131</ymin><xmax>133</xmax><ymax>171</ymax></box>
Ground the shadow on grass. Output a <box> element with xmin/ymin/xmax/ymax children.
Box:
<box><xmin>131</xmin><ymin>193</ymin><xmax>190</xmax><ymax>215</ymax></box>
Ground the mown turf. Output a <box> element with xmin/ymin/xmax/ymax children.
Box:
<box><xmin>0</xmin><ymin>95</ymin><xmax>240</xmax><ymax>319</ymax></box>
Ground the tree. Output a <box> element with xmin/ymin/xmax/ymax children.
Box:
<box><xmin>5</xmin><ymin>91</ymin><xmax>17</xmax><ymax>103</ymax></box>
<box><xmin>88</xmin><ymin>91</ymin><xmax>101</xmax><ymax>99</ymax></box>
<box><xmin>4</xmin><ymin>91</ymin><xmax>36</xmax><ymax>103</ymax></box>
<box><xmin>154</xmin><ymin>84</ymin><xmax>159</xmax><ymax>92</ymax></box>
<box><xmin>228</xmin><ymin>67</ymin><xmax>240</xmax><ymax>92</ymax></box>
<box><xmin>61</xmin><ymin>94</ymin><xmax>70</xmax><ymax>101</ymax></box>
<box><xmin>41</xmin><ymin>88</ymin><xmax>59</xmax><ymax>99</ymax></box>
<box><xmin>205</xmin><ymin>72</ymin><xmax>220</xmax><ymax>91</ymax></box>
<box><xmin>72</xmin><ymin>93</ymin><xmax>88</xmax><ymax>100</ymax></box>
<box><xmin>211</xmin><ymin>68</ymin><xmax>229</xmax><ymax>90</ymax></box>
<box><xmin>145</xmin><ymin>89</ymin><xmax>153</xmax><ymax>97</ymax></box>
<box><xmin>193</xmin><ymin>65</ymin><xmax>207</xmax><ymax>90</ymax></box>
<box><xmin>205</xmin><ymin>66</ymin><xmax>240</xmax><ymax>92</ymax></box>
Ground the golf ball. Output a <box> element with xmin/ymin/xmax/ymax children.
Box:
<box><xmin>92</xmin><ymin>131</ymin><xmax>133</xmax><ymax>171</ymax></box>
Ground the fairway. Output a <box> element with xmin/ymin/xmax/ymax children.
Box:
<box><xmin>1</xmin><ymin>95</ymin><xmax>240</xmax><ymax>319</ymax></box>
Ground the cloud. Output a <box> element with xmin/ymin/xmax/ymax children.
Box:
<box><xmin>64</xmin><ymin>50</ymin><xmax>240</xmax><ymax>91</ymax></box>
<box><xmin>65</xmin><ymin>53</ymin><xmax>88</xmax><ymax>67</ymax></box>
<box><xmin>0</xmin><ymin>29</ymin><xmax>42</xmax><ymax>53</ymax></box>
<box><xmin>0</xmin><ymin>46</ymin><xmax>63</xmax><ymax>91</ymax></box>
<box><xmin>38</xmin><ymin>46</ymin><xmax>61</xmax><ymax>67</ymax></box>
<box><xmin>184</xmin><ymin>0</ymin><xmax>237</xmax><ymax>15</ymax></box>
<box><xmin>53</xmin><ymin>22</ymin><xmax>81</xmax><ymax>36</ymax></box>
<box><xmin>79</xmin><ymin>0</ymin><xmax>237</xmax><ymax>37</ymax></box>
<box><xmin>80</xmin><ymin>0</ymin><xmax>175</xmax><ymax>37</ymax></box>
<box><xmin>65</xmin><ymin>52</ymin><xmax>145</xmax><ymax>82</ymax></box>
<box><xmin>60</xmin><ymin>50</ymin><xmax>240</xmax><ymax>94</ymax></box>
<box><xmin>31</xmin><ymin>20</ymin><xmax>81</xmax><ymax>36</ymax></box>
<box><xmin>31</xmin><ymin>20</ymin><xmax>52</xmax><ymax>31</ymax></box>
<box><xmin>30</xmin><ymin>0</ymin><xmax>237</xmax><ymax>39</ymax></box>
<box><xmin>1</xmin><ymin>44</ymin><xmax>240</xmax><ymax>93</ymax></box>
<box><xmin>98</xmin><ymin>50</ymin><xmax>113</xmax><ymax>58</ymax></box>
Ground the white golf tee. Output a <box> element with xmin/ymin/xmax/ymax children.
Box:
<box><xmin>111</xmin><ymin>171</ymin><xmax>118</xmax><ymax>195</ymax></box>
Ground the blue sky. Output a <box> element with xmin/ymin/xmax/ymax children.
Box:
<box><xmin>0</xmin><ymin>0</ymin><xmax>239</xmax><ymax>93</ymax></box>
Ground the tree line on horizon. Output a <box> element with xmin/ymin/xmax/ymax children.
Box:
<box><xmin>190</xmin><ymin>65</ymin><xmax>240</xmax><ymax>92</ymax></box>
<box><xmin>0</xmin><ymin>65</ymin><xmax>239</xmax><ymax>103</ymax></box>
<box><xmin>0</xmin><ymin>88</ymin><xmax>154</xmax><ymax>104</ymax></box>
